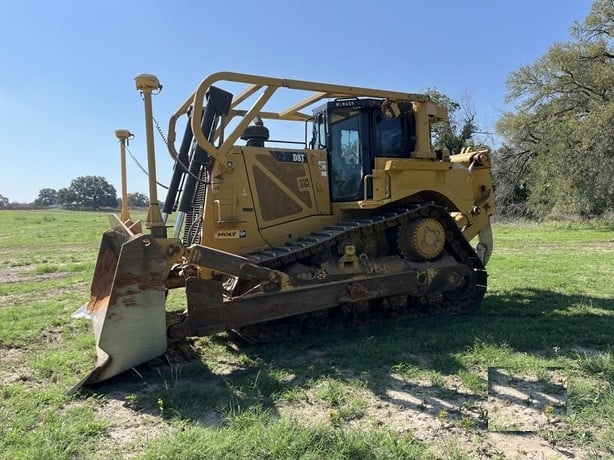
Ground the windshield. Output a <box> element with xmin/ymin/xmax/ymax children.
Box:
<box><xmin>374</xmin><ymin>113</ymin><xmax>411</xmax><ymax>157</ymax></box>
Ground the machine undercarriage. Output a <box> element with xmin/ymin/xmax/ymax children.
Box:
<box><xmin>168</xmin><ymin>203</ymin><xmax>486</xmax><ymax>341</ymax></box>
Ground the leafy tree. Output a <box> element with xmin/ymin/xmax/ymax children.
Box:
<box><xmin>426</xmin><ymin>89</ymin><xmax>480</xmax><ymax>154</ymax></box>
<box><xmin>491</xmin><ymin>145</ymin><xmax>532</xmax><ymax>217</ymax></box>
<box><xmin>57</xmin><ymin>176</ymin><xmax>118</xmax><ymax>209</ymax></box>
<box><xmin>496</xmin><ymin>0</ymin><xmax>614</xmax><ymax>217</ymax></box>
<box><xmin>56</xmin><ymin>187</ymin><xmax>76</xmax><ymax>206</ymax></box>
<box><xmin>0</xmin><ymin>194</ymin><xmax>8</xmax><ymax>208</ymax></box>
<box><xmin>34</xmin><ymin>188</ymin><xmax>57</xmax><ymax>206</ymax></box>
<box><xmin>126</xmin><ymin>192</ymin><xmax>149</xmax><ymax>207</ymax></box>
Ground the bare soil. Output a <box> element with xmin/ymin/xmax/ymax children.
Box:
<box><xmin>0</xmin><ymin>266</ymin><xmax>67</xmax><ymax>284</ymax></box>
<box><xmin>93</xmin><ymin>393</ymin><xmax>171</xmax><ymax>459</ymax></box>
<box><xmin>487</xmin><ymin>368</ymin><xmax>567</xmax><ymax>432</ymax></box>
<box><xmin>276</xmin><ymin>369</ymin><xmax>583</xmax><ymax>459</ymax></box>
<box><xmin>0</xmin><ymin>347</ymin><xmax>33</xmax><ymax>386</ymax></box>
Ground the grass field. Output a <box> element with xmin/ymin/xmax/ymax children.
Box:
<box><xmin>0</xmin><ymin>209</ymin><xmax>612</xmax><ymax>459</ymax></box>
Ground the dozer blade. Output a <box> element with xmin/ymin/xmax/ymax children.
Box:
<box><xmin>70</xmin><ymin>225</ymin><xmax>169</xmax><ymax>393</ymax></box>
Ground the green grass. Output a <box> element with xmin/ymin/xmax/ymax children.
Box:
<box><xmin>0</xmin><ymin>209</ymin><xmax>613</xmax><ymax>459</ymax></box>
<box><xmin>141</xmin><ymin>417</ymin><xmax>432</xmax><ymax>460</ymax></box>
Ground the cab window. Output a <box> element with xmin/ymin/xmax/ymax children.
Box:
<box><xmin>374</xmin><ymin>113</ymin><xmax>413</xmax><ymax>157</ymax></box>
<box><xmin>329</xmin><ymin>111</ymin><xmax>363</xmax><ymax>200</ymax></box>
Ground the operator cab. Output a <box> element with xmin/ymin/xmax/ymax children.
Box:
<box><xmin>311</xmin><ymin>98</ymin><xmax>416</xmax><ymax>202</ymax></box>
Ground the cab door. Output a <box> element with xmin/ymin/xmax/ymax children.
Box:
<box><xmin>328</xmin><ymin>109</ymin><xmax>372</xmax><ymax>202</ymax></box>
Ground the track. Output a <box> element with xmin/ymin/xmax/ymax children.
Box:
<box><xmin>228</xmin><ymin>204</ymin><xmax>487</xmax><ymax>343</ymax></box>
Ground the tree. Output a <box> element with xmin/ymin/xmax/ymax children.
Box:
<box><xmin>496</xmin><ymin>0</ymin><xmax>614</xmax><ymax>217</ymax></box>
<box><xmin>426</xmin><ymin>89</ymin><xmax>480</xmax><ymax>154</ymax></box>
<box><xmin>57</xmin><ymin>176</ymin><xmax>118</xmax><ymax>209</ymax></box>
<box><xmin>126</xmin><ymin>192</ymin><xmax>149</xmax><ymax>207</ymax></box>
<box><xmin>34</xmin><ymin>188</ymin><xmax>57</xmax><ymax>206</ymax></box>
<box><xmin>491</xmin><ymin>145</ymin><xmax>532</xmax><ymax>218</ymax></box>
<box><xmin>0</xmin><ymin>194</ymin><xmax>8</xmax><ymax>208</ymax></box>
<box><xmin>56</xmin><ymin>187</ymin><xmax>76</xmax><ymax>207</ymax></box>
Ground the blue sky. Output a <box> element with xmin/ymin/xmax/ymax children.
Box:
<box><xmin>0</xmin><ymin>0</ymin><xmax>593</xmax><ymax>203</ymax></box>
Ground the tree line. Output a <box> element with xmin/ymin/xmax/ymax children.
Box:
<box><xmin>0</xmin><ymin>176</ymin><xmax>149</xmax><ymax>210</ymax></box>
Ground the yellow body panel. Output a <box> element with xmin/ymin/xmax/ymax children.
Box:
<box><xmin>198</xmin><ymin>148</ymin><xmax>494</xmax><ymax>257</ymax></box>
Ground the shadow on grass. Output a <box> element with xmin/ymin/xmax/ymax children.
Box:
<box><xmin>81</xmin><ymin>288</ymin><xmax>612</xmax><ymax>425</ymax></box>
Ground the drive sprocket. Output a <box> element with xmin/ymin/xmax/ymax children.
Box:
<box><xmin>396</xmin><ymin>217</ymin><xmax>446</xmax><ymax>261</ymax></box>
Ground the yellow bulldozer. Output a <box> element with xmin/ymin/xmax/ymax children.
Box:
<box><xmin>72</xmin><ymin>71</ymin><xmax>495</xmax><ymax>391</ymax></box>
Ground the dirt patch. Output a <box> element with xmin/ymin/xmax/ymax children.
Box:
<box><xmin>277</xmin><ymin>370</ymin><xmax>585</xmax><ymax>459</ymax></box>
<box><xmin>488</xmin><ymin>368</ymin><xmax>567</xmax><ymax>432</ymax></box>
<box><xmin>0</xmin><ymin>347</ymin><xmax>34</xmax><ymax>386</ymax></box>
<box><xmin>0</xmin><ymin>265</ymin><xmax>81</xmax><ymax>310</ymax></box>
<box><xmin>482</xmin><ymin>432</ymin><xmax>580</xmax><ymax>459</ymax></box>
<box><xmin>92</xmin><ymin>390</ymin><xmax>171</xmax><ymax>459</ymax></box>
<box><xmin>0</xmin><ymin>266</ymin><xmax>67</xmax><ymax>284</ymax></box>
<box><xmin>0</xmin><ymin>284</ymin><xmax>82</xmax><ymax>310</ymax></box>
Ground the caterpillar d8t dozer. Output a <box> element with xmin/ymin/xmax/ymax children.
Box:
<box><xmin>72</xmin><ymin>71</ymin><xmax>495</xmax><ymax>391</ymax></box>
